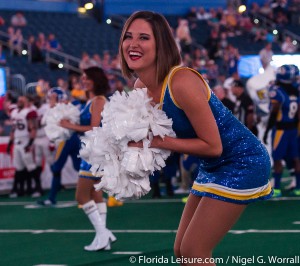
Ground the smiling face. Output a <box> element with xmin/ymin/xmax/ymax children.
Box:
<box><xmin>122</xmin><ymin>18</ymin><xmax>157</xmax><ymax>75</ymax></box>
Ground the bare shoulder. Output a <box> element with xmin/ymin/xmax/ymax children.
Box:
<box><xmin>134</xmin><ymin>78</ymin><xmax>146</xmax><ymax>89</ymax></box>
<box><xmin>171</xmin><ymin>68</ymin><xmax>207</xmax><ymax>98</ymax></box>
<box><xmin>92</xmin><ymin>96</ymin><xmax>106</xmax><ymax>110</ymax></box>
<box><xmin>93</xmin><ymin>95</ymin><xmax>106</xmax><ymax>104</ymax></box>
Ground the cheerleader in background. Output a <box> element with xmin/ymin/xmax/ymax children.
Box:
<box><xmin>59</xmin><ymin>67</ymin><xmax>116</xmax><ymax>251</ymax></box>
<box><xmin>37</xmin><ymin>88</ymin><xmax>81</xmax><ymax>206</ymax></box>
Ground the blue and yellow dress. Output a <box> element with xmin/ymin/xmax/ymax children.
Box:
<box><xmin>79</xmin><ymin>96</ymin><xmax>106</xmax><ymax>180</ymax></box>
<box><xmin>160</xmin><ymin>66</ymin><xmax>272</xmax><ymax>204</ymax></box>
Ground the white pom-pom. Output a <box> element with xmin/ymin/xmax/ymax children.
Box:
<box><xmin>80</xmin><ymin>88</ymin><xmax>176</xmax><ymax>200</ymax></box>
<box><xmin>44</xmin><ymin>103</ymin><xmax>80</xmax><ymax>142</ymax></box>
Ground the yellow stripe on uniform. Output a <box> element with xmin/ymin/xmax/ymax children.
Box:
<box><xmin>55</xmin><ymin>141</ymin><xmax>66</xmax><ymax>160</ymax></box>
<box><xmin>192</xmin><ymin>182</ymin><xmax>272</xmax><ymax>201</ymax></box>
<box><xmin>273</xmin><ymin>130</ymin><xmax>284</xmax><ymax>150</ymax></box>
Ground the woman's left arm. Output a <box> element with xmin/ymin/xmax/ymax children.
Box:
<box><xmin>60</xmin><ymin>97</ymin><xmax>105</xmax><ymax>132</ymax></box>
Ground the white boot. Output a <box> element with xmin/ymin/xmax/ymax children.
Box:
<box><xmin>97</xmin><ymin>202</ymin><xmax>117</xmax><ymax>242</ymax></box>
<box><xmin>83</xmin><ymin>200</ymin><xmax>114</xmax><ymax>251</ymax></box>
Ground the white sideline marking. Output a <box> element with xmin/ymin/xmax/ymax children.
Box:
<box><xmin>0</xmin><ymin>229</ymin><xmax>300</xmax><ymax>234</ymax></box>
<box><xmin>0</xmin><ymin>196</ymin><xmax>300</xmax><ymax>207</ymax></box>
<box><xmin>293</xmin><ymin>221</ymin><xmax>300</xmax><ymax>224</ymax></box>
<box><xmin>34</xmin><ymin>265</ymin><xmax>67</xmax><ymax>266</ymax></box>
<box><xmin>112</xmin><ymin>251</ymin><xmax>142</xmax><ymax>255</ymax></box>
<box><xmin>24</xmin><ymin>202</ymin><xmax>76</xmax><ymax>209</ymax></box>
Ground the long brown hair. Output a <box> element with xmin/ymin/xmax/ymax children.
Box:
<box><xmin>84</xmin><ymin>67</ymin><xmax>110</xmax><ymax>96</ymax></box>
<box><xmin>119</xmin><ymin>11</ymin><xmax>181</xmax><ymax>84</ymax></box>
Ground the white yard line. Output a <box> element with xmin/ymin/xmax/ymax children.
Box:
<box><xmin>0</xmin><ymin>196</ymin><xmax>299</xmax><ymax>207</ymax></box>
<box><xmin>1</xmin><ymin>229</ymin><xmax>300</xmax><ymax>234</ymax></box>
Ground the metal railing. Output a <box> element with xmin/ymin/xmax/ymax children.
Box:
<box><xmin>250</xmin><ymin>12</ymin><xmax>300</xmax><ymax>48</ymax></box>
<box><xmin>45</xmin><ymin>49</ymin><xmax>81</xmax><ymax>74</ymax></box>
<box><xmin>11</xmin><ymin>74</ymin><xmax>26</xmax><ymax>95</ymax></box>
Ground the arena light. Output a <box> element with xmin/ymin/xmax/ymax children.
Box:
<box><xmin>106</xmin><ymin>19</ymin><xmax>111</xmax><ymax>24</ymax></box>
<box><xmin>22</xmin><ymin>50</ymin><xmax>27</xmax><ymax>55</ymax></box>
<box><xmin>58</xmin><ymin>63</ymin><xmax>64</xmax><ymax>69</ymax></box>
<box><xmin>84</xmin><ymin>2</ymin><xmax>93</xmax><ymax>10</ymax></box>
<box><xmin>238</xmin><ymin>5</ymin><xmax>246</xmax><ymax>13</ymax></box>
<box><xmin>78</xmin><ymin>7</ymin><xmax>86</xmax><ymax>13</ymax></box>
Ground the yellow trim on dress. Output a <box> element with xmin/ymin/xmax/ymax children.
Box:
<box><xmin>159</xmin><ymin>74</ymin><xmax>169</xmax><ymax>109</ymax></box>
<box><xmin>55</xmin><ymin>141</ymin><xmax>65</xmax><ymax>160</ymax></box>
<box><xmin>273</xmin><ymin>130</ymin><xmax>284</xmax><ymax>150</ymax></box>
<box><xmin>160</xmin><ymin>66</ymin><xmax>212</xmax><ymax>110</ymax></box>
<box><xmin>192</xmin><ymin>182</ymin><xmax>272</xmax><ymax>201</ymax></box>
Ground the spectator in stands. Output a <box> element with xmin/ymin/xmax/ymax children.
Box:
<box><xmin>28</xmin><ymin>35</ymin><xmax>44</xmax><ymax>63</ymax></box>
<box><xmin>227</xmin><ymin>0</ymin><xmax>241</xmax><ymax>11</ymax></box>
<box><xmin>57</xmin><ymin>78</ymin><xmax>70</xmax><ymax>98</ymax></box>
<box><xmin>250</xmin><ymin>2</ymin><xmax>261</xmax><ymax>14</ymax></box>
<box><xmin>259</xmin><ymin>2</ymin><xmax>273</xmax><ymax>17</ymax></box>
<box><xmin>92</xmin><ymin>53</ymin><xmax>102</xmax><ymax>68</ymax></box>
<box><xmin>196</xmin><ymin>7</ymin><xmax>211</xmax><ymax>20</ymax></box>
<box><xmin>205</xmin><ymin>28</ymin><xmax>220</xmax><ymax>60</ymax></box>
<box><xmin>110</xmin><ymin>54</ymin><xmax>121</xmax><ymax>72</ymax></box>
<box><xmin>0</xmin><ymin>16</ymin><xmax>5</xmax><ymax>26</ymax></box>
<box><xmin>207</xmin><ymin>8</ymin><xmax>220</xmax><ymax>27</ymax></box>
<box><xmin>175</xmin><ymin>18</ymin><xmax>193</xmax><ymax>55</ymax></box>
<box><xmin>7</xmin><ymin>26</ymin><xmax>15</xmax><ymax>51</ymax></box>
<box><xmin>71</xmin><ymin>81</ymin><xmax>86</xmax><ymax>102</ymax></box>
<box><xmin>36</xmin><ymin>32</ymin><xmax>47</xmax><ymax>51</ymax></box>
<box><xmin>224</xmin><ymin>6</ymin><xmax>238</xmax><ymax>36</ymax></box>
<box><xmin>289</xmin><ymin>0</ymin><xmax>300</xmax><ymax>25</ymax></box>
<box><xmin>101</xmin><ymin>50</ymin><xmax>111</xmax><ymax>72</ymax></box>
<box><xmin>186</xmin><ymin>7</ymin><xmax>198</xmax><ymax>29</ymax></box>
<box><xmin>281</xmin><ymin>35</ymin><xmax>297</xmax><ymax>53</ymax></box>
<box><xmin>222</xmin><ymin>45</ymin><xmax>240</xmax><ymax>77</ymax></box>
<box><xmin>11</xmin><ymin>28</ymin><xmax>23</xmax><ymax>56</ymax></box>
<box><xmin>275</xmin><ymin>9</ymin><xmax>289</xmax><ymax>26</ymax></box>
<box><xmin>11</xmin><ymin>12</ymin><xmax>27</xmax><ymax>27</ymax></box>
<box><xmin>218</xmin><ymin>32</ymin><xmax>229</xmax><ymax>55</ymax></box>
<box><xmin>35</xmin><ymin>79</ymin><xmax>48</xmax><ymax>98</ymax></box>
<box><xmin>259</xmin><ymin>42</ymin><xmax>274</xmax><ymax>69</ymax></box>
<box><xmin>239</xmin><ymin>14</ymin><xmax>254</xmax><ymax>35</ymax></box>
<box><xmin>206</xmin><ymin>60</ymin><xmax>219</xmax><ymax>87</ymax></box>
<box><xmin>79</xmin><ymin>52</ymin><xmax>94</xmax><ymax>70</ymax></box>
<box><xmin>46</xmin><ymin>33</ymin><xmax>62</xmax><ymax>51</ymax></box>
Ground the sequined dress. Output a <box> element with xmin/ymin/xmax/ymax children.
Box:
<box><xmin>160</xmin><ymin>67</ymin><xmax>273</xmax><ymax>204</ymax></box>
<box><xmin>79</xmin><ymin>96</ymin><xmax>105</xmax><ymax>180</ymax></box>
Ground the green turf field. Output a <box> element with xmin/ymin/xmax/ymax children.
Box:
<box><xmin>0</xmin><ymin>179</ymin><xmax>300</xmax><ymax>266</ymax></box>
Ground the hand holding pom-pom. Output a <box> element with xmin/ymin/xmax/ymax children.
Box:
<box><xmin>44</xmin><ymin>103</ymin><xmax>80</xmax><ymax>143</ymax></box>
<box><xmin>80</xmin><ymin>88</ymin><xmax>176</xmax><ymax>200</ymax></box>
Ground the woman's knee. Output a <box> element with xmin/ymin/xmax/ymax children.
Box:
<box><xmin>180</xmin><ymin>239</ymin><xmax>212</xmax><ymax>260</ymax></box>
<box><xmin>174</xmin><ymin>242</ymin><xmax>181</xmax><ymax>258</ymax></box>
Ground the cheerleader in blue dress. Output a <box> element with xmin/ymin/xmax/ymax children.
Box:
<box><xmin>119</xmin><ymin>11</ymin><xmax>272</xmax><ymax>265</ymax></box>
<box><xmin>59</xmin><ymin>67</ymin><xmax>116</xmax><ymax>251</ymax></box>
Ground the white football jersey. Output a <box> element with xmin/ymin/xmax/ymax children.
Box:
<box><xmin>11</xmin><ymin>107</ymin><xmax>37</xmax><ymax>142</ymax></box>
